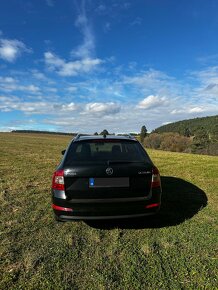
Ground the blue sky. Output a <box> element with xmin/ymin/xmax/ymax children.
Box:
<box><xmin>0</xmin><ymin>0</ymin><xmax>217</xmax><ymax>133</ymax></box>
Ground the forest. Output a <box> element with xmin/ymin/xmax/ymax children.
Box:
<box><xmin>142</xmin><ymin>115</ymin><xmax>218</xmax><ymax>156</ymax></box>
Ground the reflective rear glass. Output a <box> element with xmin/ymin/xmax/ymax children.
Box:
<box><xmin>65</xmin><ymin>140</ymin><xmax>150</xmax><ymax>165</ymax></box>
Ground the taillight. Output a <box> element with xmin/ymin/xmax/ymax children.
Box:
<box><xmin>52</xmin><ymin>204</ymin><xmax>72</xmax><ymax>212</ymax></box>
<box><xmin>145</xmin><ymin>203</ymin><xmax>160</xmax><ymax>209</ymax></box>
<box><xmin>52</xmin><ymin>170</ymin><xmax>65</xmax><ymax>190</ymax></box>
<box><xmin>151</xmin><ymin>167</ymin><xmax>161</xmax><ymax>188</ymax></box>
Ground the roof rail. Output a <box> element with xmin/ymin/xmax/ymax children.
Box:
<box><xmin>73</xmin><ymin>133</ymin><xmax>137</xmax><ymax>141</ymax></box>
<box><xmin>127</xmin><ymin>134</ymin><xmax>137</xmax><ymax>140</ymax></box>
<box><xmin>73</xmin><ymin>133</ymin><xmax>89</xmax><ymax>141</ymax></box>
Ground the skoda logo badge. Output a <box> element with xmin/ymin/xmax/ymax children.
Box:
<box><xmin>106</xmin><ymin>167</ymin><xmax>113</xmax><ymax>175</ymax></box>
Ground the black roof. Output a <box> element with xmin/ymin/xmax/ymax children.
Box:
<box><xmin>73</xmin><ymin>134</ymin><xmax>137</xmax><ymax>142</ymax></box>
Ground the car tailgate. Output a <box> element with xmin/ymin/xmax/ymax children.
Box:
<box><xmin>64</xmin><ymin>163</ymin><xmax>153</xmax><ymax>201</ymax></box>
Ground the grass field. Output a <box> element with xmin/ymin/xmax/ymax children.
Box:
<box><xmin>0</xmin><ymin>133</ymin><xmax>217</xmax><ymax>290</ymax></box>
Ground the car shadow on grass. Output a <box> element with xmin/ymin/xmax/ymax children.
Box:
<box><xmin>86</xmin><ymin>176</ymin><xmax>208</xmax><ymax>229</ymax></box>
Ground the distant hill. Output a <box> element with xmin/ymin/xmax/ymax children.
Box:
<box><xmin>153</xmin><ymin>115</ymin><xmax>218</xmax><ymax>136</ymax></box>
<box><xmin>11</xmin><ymin>130</ymin><xmax>76</xmax><ymax>136</ymax></box>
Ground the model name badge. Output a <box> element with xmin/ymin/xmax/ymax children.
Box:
<box><xmin>65</xmin><ymin>169</ymin><xmax>77</xmax><ymax>176</ymax></box>
<box><xmin>138</xmin><ymin>171</ymin><xmax>151</xmax><ymax>175</ymax></box>
<box><xmin>70</xmin><ymin>172</ymin><xmax>77</xmax><ymax>176</ymax></box>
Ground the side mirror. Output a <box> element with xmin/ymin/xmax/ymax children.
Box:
<box><xmin>61</xmin><ymin>149</ymin><xmax>66</xmax><ymax>155</ymax></box>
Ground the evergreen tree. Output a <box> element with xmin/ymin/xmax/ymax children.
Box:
<box><xmin>192</xmin><ymin>127</ymin><xmax>209</xmax><ymax>153</ymax></box>
<box><xmin>210</xmin><ymin>124</ymin><xmax>218</xmax><ymax>142</ymax></box>
<box><xmin>184</xmin><ymin>127</ymin><xmax>191</xmax><ymax>137</ymax></box>
<box><xmin>100</xmin><ymin>129</ymin><xmax>109</xmax><ymax>135</ymax></box>
<box><xmin>140</xmin><ymin>125</ymin><xmax>147</xmax><ymax>142</ymax></box>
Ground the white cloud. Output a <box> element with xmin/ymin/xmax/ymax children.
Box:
<box><xmin>0</xmin><ymin>95</ymin><xmax>20</xmax><ymax>112</ymax></box>
<box><xmin>60</xmin><ymin>58</ymin><xmax>102</xmax><ymax>76</ymax></box>
<box><xmin>0</xmin><ymin>77</ymin><xmax>40</xmax><ymax>93</ymax></box>
<box><xmin>84</xmin><ymin>102</ymin><xmax>121</xmax><ymax>115</ymax></box>
<box><xmin>66</xmin><ymin>86</ymin><xmax>78</xmax><ymax>92</ymax></box>
<box><xmin>44</xmin><ymin>51</ymin><xmax>64</xmax><ymax>67</ymax></box>
<box><xmin>43</xmin><ymin>2</ymin><xmax>102</xmax><ymax>77</ymax></box>
<box><xmin>45</xmin><ymin>87</ymin><xmax>57</xmax><ymax>93</ymax></box>
<box><xmin>60</xmin><ymin>102</ymin><xmax>77</xmax><ymax>112</ymax></box>
<box><xmin>188</xmin><ymin>107</ymin><xmax>205</xmax><ymax>113</ymax></box>
<box><xmin>0</xmin><ymin>96</ymin><xmax>120</xmax><ymax>117</ymax></box>
<box><xmin>123</xmin><ymin>69</ymin><xmax>172</xmax><ymax>87</ymax></box>
<box><xmin>192</xmin><ymin>66</ymin><xmax>218</xmax><ymax>85</ymax></box>
<box><xmin>24</xmin><ymin>85</ymin><xmax>40</xmax><ymax>93</ymax></box>
<box><xmin>44</xmin><ymin>119</ymin><xmax>75</xmax><ymax>126</ymax></box>
<box><xmin>137</xmin><ymin>95</ymin><xmax>167</xmax><ymax>109</ymax></box>
<box><xmin>0</xmin><ymin>38</ymin><xmax>31</xmax><ymax>62</ymax></box>
<box><xmin>44</xmin><ymin>51</ymin><xmax>102</xmax><ymax>76</ymax></box>
<box><xmin>171</xmin><ymin>106</ymin><xmax>207</xmax><ymax>115</ymax></box>
<box><xmin>0</xmin><ymin>97</ymin><xmax>77</xmax><ymax>115</ymax></box>
<box><xmin>1</xmin><ymin>63</ymin><xmax>217</xmax><ymax>133</ymax></box>
<box><xmin>122</xmin><ymin>69</ymin><xmax>180</xmax><ymax>98</ymax></box>
<box><xmin>190</xmin><ymin>66</ymin><xmax>218</xmax><ymax>100</ymax></box>
<box><xmin>31</xmin><ymin>70</ymin><xmax>47</xmax><ymax>80</ymax></box>
<box><xmin>71</xmin><ymin>2</ymin><xmax>95</xmax><ymax>59</ymax></box>
<box><xmin>2</xmin><ymin>89</ymin><xmax>216</xmax><ymax>133</ymax></box>
<box><xmin>170</xmin><ymin>109</ymin><xmax>184</xmax><ymax>115</ymax></box>
<box><xmin>42</xmin><ymin>102</ymin><xmax>169</xmax><ymax>133</ymax></box>
<box><xmin>0</xmin><ymin>76</ymin><xmax>16</xmax><ymax>83</ymax></box>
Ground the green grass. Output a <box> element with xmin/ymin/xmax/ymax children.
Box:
<box><xmin>0</xmin><ymin>133</ymin><xmax>217</xmax><ymax>290</ymax></box>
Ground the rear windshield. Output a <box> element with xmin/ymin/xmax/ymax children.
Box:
<box><xmin>64</xmin><ymin>140</ymin><xmax>150</xmax><ymax>165</ymax></box>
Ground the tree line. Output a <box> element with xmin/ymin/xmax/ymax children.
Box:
<box><xmin>140</xmin><ymin>115</ymin><xmax>218</xmax><ymax>156</ymax></box>
<box><xmin>152</xmin><ymin>115</ymin><xmax>218</xmax><ymax>136</ymax></box>
<box><xmin>11</xmin><ymin>130</ymin><xmax>76</xmax><ymax>136</ymax></box>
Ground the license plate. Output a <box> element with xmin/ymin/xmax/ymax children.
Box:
<box><xmin>89</xmin><ymin>177</ymin><xmax>129</xmax><ymax>188</ymax></box>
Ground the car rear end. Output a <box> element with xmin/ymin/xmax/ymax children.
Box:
<box><xmin>51</xmin><ymin>136</ymin><xmax>162</xmax><ymax>221</ymax></box>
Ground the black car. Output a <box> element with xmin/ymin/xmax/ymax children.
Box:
<box><xmin>51</xmin><ymin>134</ymin><xmax>162</xmax><ymax>221</ymax></box>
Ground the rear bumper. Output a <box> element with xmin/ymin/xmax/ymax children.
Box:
<box><xmin>52</xmin><ymin>188</ymin><xmax>161</xmax><ymax>221</ymax></box>
<box><xmin>57</xmin><ymin>212</ymin><xmax>158</xmax><ymax>221</ymax></box>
